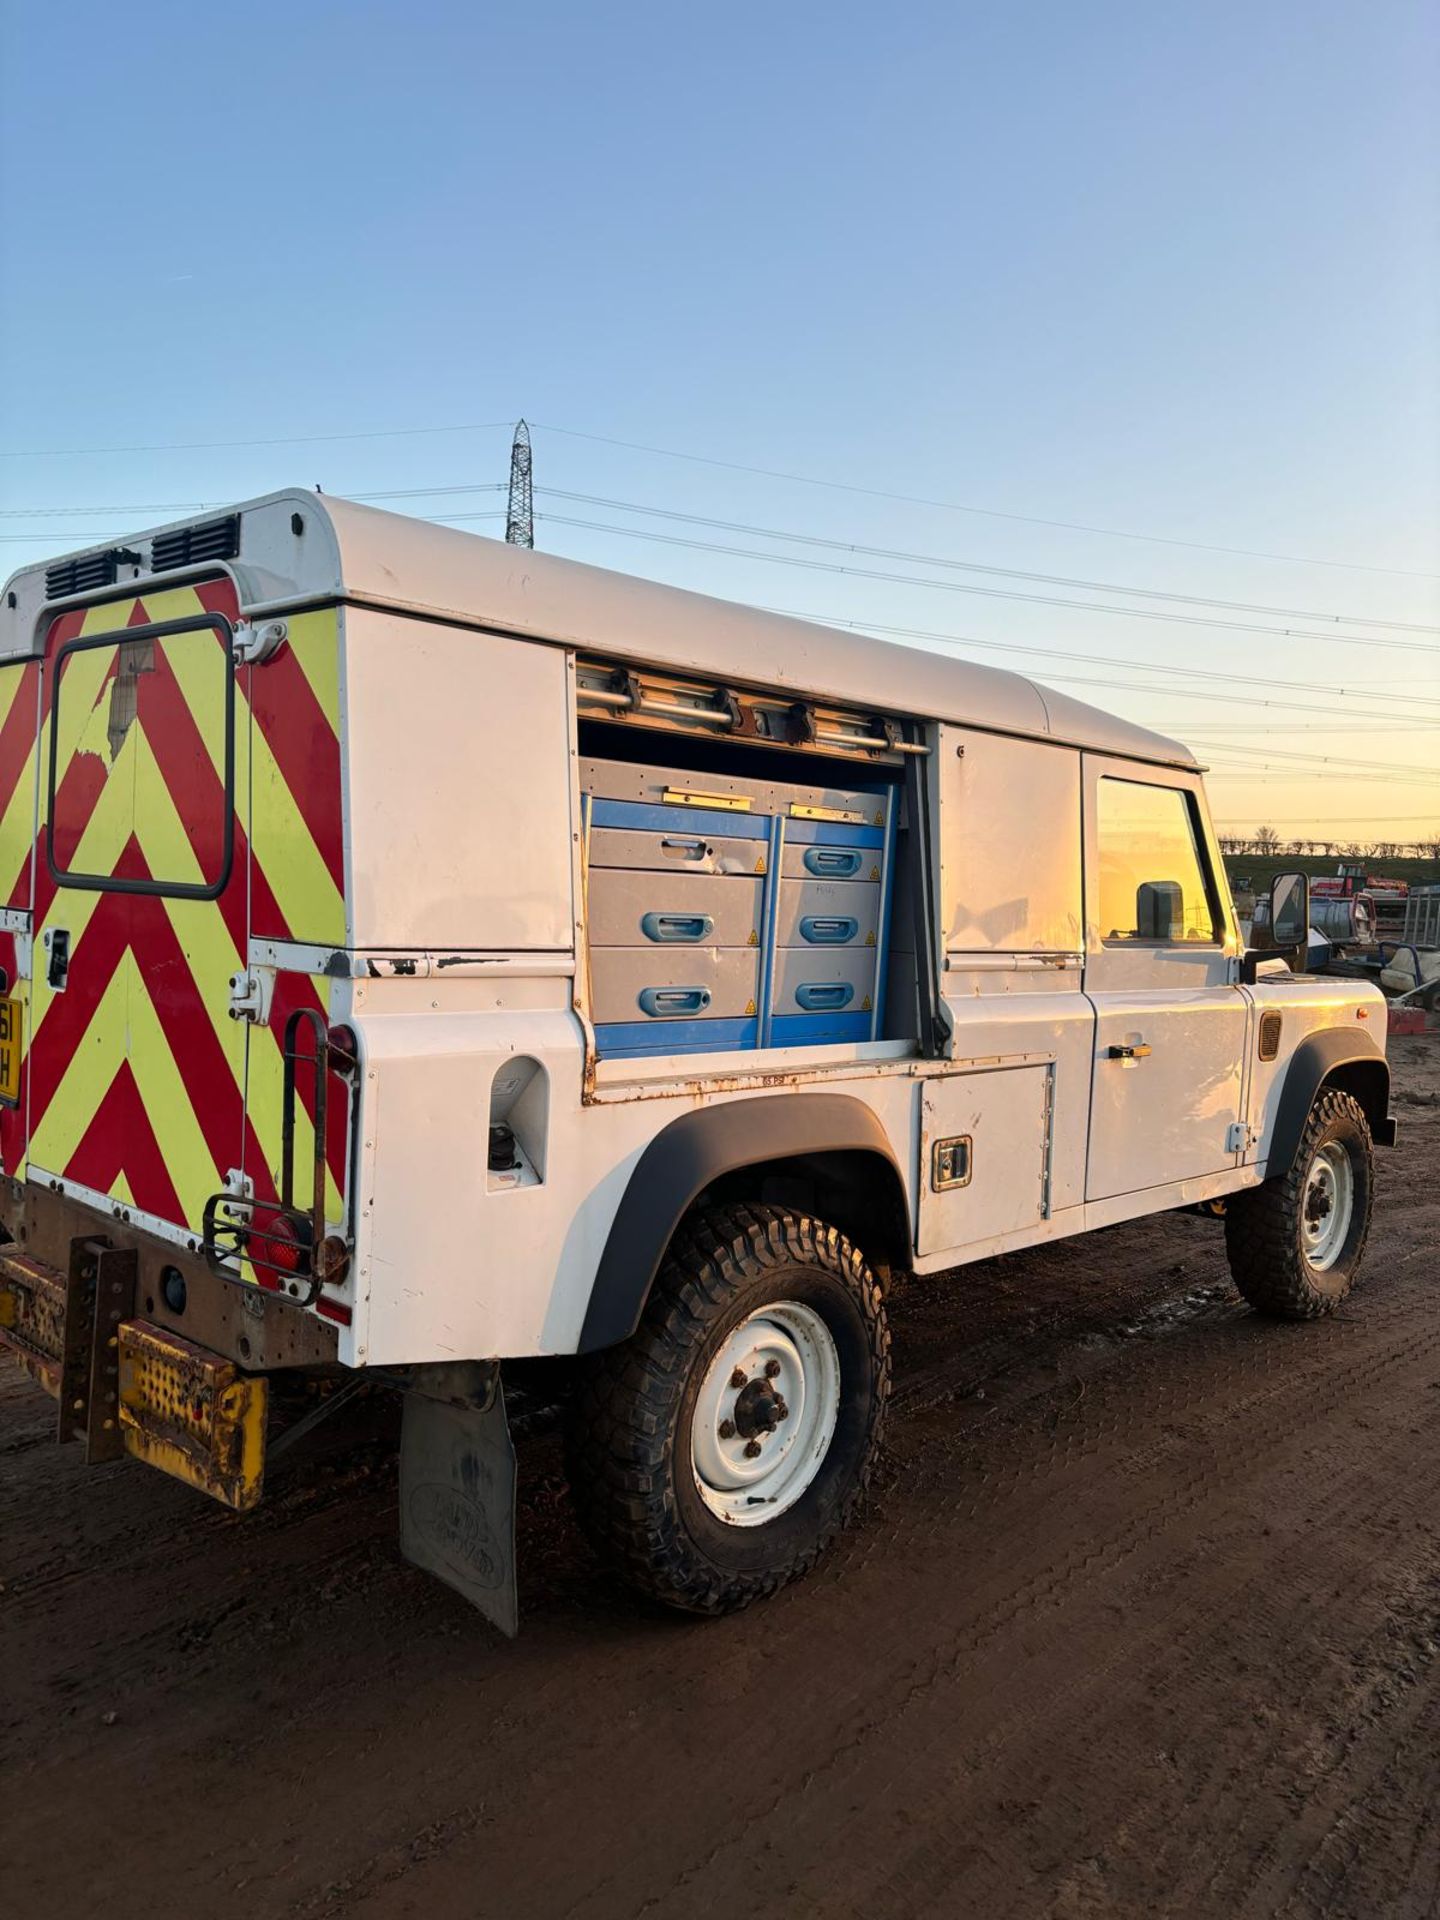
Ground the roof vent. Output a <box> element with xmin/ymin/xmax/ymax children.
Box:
<box><xmin>45</xmin><ymin>549</ymin><xmax>123</xmax><ymax>599</ymax></box>
<box><xmin>150</xmin><ymin>513</ymin><xmax>241</xmax><ymax>574</ymax></box>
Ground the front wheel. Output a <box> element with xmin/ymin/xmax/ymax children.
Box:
<box><xmin>566</xmin><ymin>1204</ymin><xmax>890</xmax><ymax>1614</ymax></box>
<box><xmin>1224</xmin><ymin>1087</ymin><xmax>1374</xmax><ymax>1318</ymax></box>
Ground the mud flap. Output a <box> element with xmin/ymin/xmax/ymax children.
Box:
<box><xmin>398</xmin><ymin>1367</ymin><xmax>518</xmax><ymax>1637</ymax></box>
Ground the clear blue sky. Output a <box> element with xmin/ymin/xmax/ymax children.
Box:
<box><xmin>2</xmin><ymin>0</ymin><xmax>1437</xmax><ymax>842</ymax></box>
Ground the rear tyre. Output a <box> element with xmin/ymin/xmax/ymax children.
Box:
<box><xmin>566</xmin><ymin>1203</ymin><xmax>890</xmax><ymax>1615</ymax></box>
<box><xmin>1224</xmin><ymin>1088</ymin><xmax>1374</xmax><ymax>1319</ymax></box>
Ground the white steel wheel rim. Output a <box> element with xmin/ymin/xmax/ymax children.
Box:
<box><xmin>690</xmin><ymin>1302</ymin><xmax>841</xmax><ymax>1527</ymax></box>
<box><xmin>1302</xmin><ymin>1140</ymin><xmax>1354</xmax><ymax>1271</ymax></box>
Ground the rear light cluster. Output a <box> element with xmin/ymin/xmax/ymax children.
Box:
<box><xmin>250</xmin><ymin>1207</ymin><xmax>307</xmax><ymax>1280</ymax></box>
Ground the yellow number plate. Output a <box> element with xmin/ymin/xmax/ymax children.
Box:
<box><xmin>0</xmin><ymin>996</ymin><xmax>20</xmax><ymax>1107</ymax></box>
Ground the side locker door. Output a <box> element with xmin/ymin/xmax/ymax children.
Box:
<box><xmin>1081</xmin><ymin>756</ymin><xmax>1248</xmax><ymax>1203</ymax></box>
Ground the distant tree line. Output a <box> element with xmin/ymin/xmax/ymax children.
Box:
<box><xmin>1218</xmin><ymin>827</ymin><xmax>1440</xmax><ymax>862</ymax></box>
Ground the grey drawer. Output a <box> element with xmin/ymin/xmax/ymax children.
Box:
<box><xmin>590</xmin><ymin>947</ymin><xmax>761</xmax><ymax>1024</ymax></box>
<box><xmin>779</xmin><ymin>841</ymin><xmax>884</xmax><ymax>883</ymax></box>
<box><xmin>588</xmin><ymin>825</ymin><xmax>768</xmax><ymax>877</ymax></box>
<box><xmin>770</xmin><ymin>947</ymin><xmax>877</xmax><ymax>1017</ymax></box>
<box><xmin>775</xmin><ymin>877</ymin><xmax>880</xmax><ymax>949</ymax></box>
<box><xmin>588</xmin><ymin>868</ymin><xmax>763</xmax><ymax>949</ymax></box>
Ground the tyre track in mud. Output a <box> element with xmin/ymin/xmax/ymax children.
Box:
<box><xmin>1</xmin><ymin>1036</ymin><xmax>1437</xmax><ymax>1920</ymax></box>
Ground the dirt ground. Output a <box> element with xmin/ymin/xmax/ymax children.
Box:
<box><xmin>3</xmin><ymin>1033</ymin><xmax>1438</xmax><ymax>1920</ymax></box>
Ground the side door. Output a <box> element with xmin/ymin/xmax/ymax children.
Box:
<box><xmin>1081</xmin><ymin>757</ymin><xmax>1248</xmax><ymax>1202</ymax></box>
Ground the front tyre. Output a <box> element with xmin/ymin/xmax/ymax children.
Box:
<box><xmin>567</xmin><ymin>1204</ymin><xmax>890</xmax><ymax>1615</ymax></box>
<box><xmin>1224</xmin><ymin>1088</ymin><xmax>1374</xmax><ymax>1319</ymax></box>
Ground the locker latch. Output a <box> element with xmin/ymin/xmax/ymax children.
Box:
<box><xmin>931</xmin><ymin>1135</ymin><xmax>973</xmax><ymax>1192</ymax></box>
<box><xmin>44</xmin><ymin>927</ymin><xmax>70</xmax><ymax>992</ymax></box>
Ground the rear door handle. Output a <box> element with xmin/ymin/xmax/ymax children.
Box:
<box><xmin>45</xmin><ymin>927</ymin><xmax>70</xmax><ymax>992</ymax></box>
<box><xmin>1107</xmin><ymin>1042</ymin><xmax>1152</xmax><ymax>1060</ymax></box>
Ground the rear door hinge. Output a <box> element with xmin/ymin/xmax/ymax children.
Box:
<box><xmin>228</xmin><ymin>966</ymin><xmax>274</xmax><ymax>1025</ymax></box>
<box><xmin>231</xmin><ymin>619</ymin><xmax>288</xmax><ymax>666</ymax></box>
<box><xmin>1226</xmin><ymin>1122</ymin><xmax>1256</xmax><ymax>1154</ymax></box>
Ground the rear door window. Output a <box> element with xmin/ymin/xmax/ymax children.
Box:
<box><xmin>47</xmin><ymin>612</ymin><xmax>235</xmax><ymax>899</ymax></box>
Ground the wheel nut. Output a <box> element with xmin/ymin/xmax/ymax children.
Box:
<box><xmin>729</xmin><ymin>1367</ymin><xmax>747</xmax><ymax>1390</ymax></box>
<box><xmin>775</xmin><ymin>1398</ymin><xmax>789</xmax><ymax>1419</ymax></box>
<box><xmin>764</xmin><ymin>1359</ymin><xmax>781</xmax><ymax>1378</ymax></box>
<box><xmin>718</xmin><ymin>1419</ymin><xmax>736</xmax><ymax>1439</ymax></box>
<box><xmin>743</xmin><ymin>1439</ymin><xmax>763</xmax><ymax>1459</ymax></box>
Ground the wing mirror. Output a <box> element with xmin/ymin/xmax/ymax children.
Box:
<box><xmin>1268</xmin><ymin>870</ymin><xmax>1309</xmax><ymax>948</ymax></box>
<box><xmin>1241</xmin><ymin>870</ymin><xmax>1309</xmax><ymax>982</ymax></box>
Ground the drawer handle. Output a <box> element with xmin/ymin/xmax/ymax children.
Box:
<box><xmin>799</xmin><ymin>915</ymin><xmax>859</xmax><ymax>945</ymax></box>
<box><xmin>641</xmin><ymin>912</ymin><xmax>714</xmax><ymax>943</ymax></box>
<box><xmin>804</xmin><ymin>848</ymin><xmax>862</xmax><ymax>877</ymax></box>
<box><xmin>638</xmin><ymin>986</ymin><xmax>712</xmax><ymax>1018</ymax></box>
<box><xmin>795</xmin><ymin>982</ymin><xmax>854</xmax><ymax>1011</ymax></box>
<box><xmin>660</xmin><ymin>836</ymin><xmax>711</xmax><ymax>861</ymax></box>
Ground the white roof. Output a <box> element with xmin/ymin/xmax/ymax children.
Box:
<box><xmin>1</xmin><ymin>488</ymin><xmax>1197</xmax><ymax>769</ymax></box>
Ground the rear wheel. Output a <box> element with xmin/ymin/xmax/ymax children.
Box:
<box><xmin>567</xmin><ymin>1203</ymin><xmax>890</xmax><ymax>1614</ymax></box>
<box><xmin>1224</xmin><ymin>1088</ymin><xmax>1374</xmax><ymax>1318</ymax></box>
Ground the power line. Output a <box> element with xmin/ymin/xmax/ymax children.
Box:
<box><xmin>1183</xmin><ymin>742</ymin><xmax>1440</xmax><ymax>777</ymax></box>
<box><xmin>522</xmin><ymin>509</ymin><xmax>1440</xmax><ymax>657</ymax></box>
<box><xmin>739</xmin><ymin>603</ymin><xmax>1440</xmax><ymax>728</ymax></box>
<box><xmin>752</xmin><ymin>606</ymin><xmax>1440</xmax><ymax>714</ymax></box>
<box><xmin>1145</xmin><ymin>721</ymin><xmax>1440</xmax><ymax>734</ymax></box>
<box><xmin>11</xmin><ymin>480</ymin><xmax>1433</xmax><ymax>637</ymax></box>
<box><xmin>1201</xmin><ymin>763</ymin><xmax>1436</xmax><ymax>789</ymax></box>
<box><xmin>3</xmin><ymin>409</ymin><xmax>1430</xmax><ymax>578</ymax></box>
<box><xmin>1211</xmin><ymin>813</ymin><xmax>1440</xmax><ymax>824</ymax></box>
<box><xmin>0</xmin><ymin>481</ymin><xmax>509</xmax><ymax>519</ymax></box>
<box><xmin>0</xmin><ymin>505</ymin><xmax>508</xmax><ymax>543</ymax></box>
<box><xmin>0</xmin><ymin>421</ymin><xmax>515</xmax><ymax>459</ymax></box>
<box><xmin>530</xmin><ymin>421</ymin><xmax>1440</xmax><ymax>581</ymax></box>
<box><xmin>1004</xmin><ymin>670</ymin><xmax>1440</xmax><ymax>729</ymax></box>
<box><xmin>531</xmin><ymin>488</ymin><xmax>1440</xmax><ymax>636</ymax></box>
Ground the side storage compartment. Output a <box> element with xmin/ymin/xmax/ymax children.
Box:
<box><xmin>581</xmin><ymin>757</ymin><xmax>897</xmax><ymax>1059</ymax></box>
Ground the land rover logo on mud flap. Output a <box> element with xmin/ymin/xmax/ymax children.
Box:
<box><xmin>408</xmin><ymin>1481</ymin><xmax>504</xmax><ymax>1589</ymax></box>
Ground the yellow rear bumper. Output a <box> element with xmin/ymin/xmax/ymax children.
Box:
<box><xmin>0</xmin><ymin>1246</ymin><xmax>267</xmax><ymax>1510</ymax></box>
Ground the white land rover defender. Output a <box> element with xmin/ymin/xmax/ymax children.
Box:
<box><xmin>0</xmin><ymin>493</ymin><xmax>1395</xmax><ymax>1632</ymax></box>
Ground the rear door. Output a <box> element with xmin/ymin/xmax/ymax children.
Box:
<box><xmin>1081</xmin><ymin>757</ymin><xmax>1248</xmax><ymax>1202</ymax></box>
<box><xmin>27</xmin><ymin>577</ymin><xmax>250</xmax><ymax>1241</ymax></box>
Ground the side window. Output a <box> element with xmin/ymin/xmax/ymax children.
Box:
<box><xmin>1096</xmin><ymin>778</ymin><xmax>1219</xmax><ymax>944</ymax></box>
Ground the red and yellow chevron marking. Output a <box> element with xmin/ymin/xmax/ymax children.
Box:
<box><xmin>0</xmin><ymin>576</ymin><xmax>349</xmax><ymax>1248</ymax></box>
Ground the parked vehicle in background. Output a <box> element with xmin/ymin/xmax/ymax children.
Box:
<box><xmin>1254</xmin><ymin>888</ymin><xmax>1376</xmax><ymax>949</ymax></box>
<box><xmin>1314</xmin><ymin>868</ymin><xmax>1408</xmax><ymax>938</ymax></box>
<box><xmin>0</xmin><ymin>494</ymin><xmax>1398</xmax><ymax>1632</ymax></box>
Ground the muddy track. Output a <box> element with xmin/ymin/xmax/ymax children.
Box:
<box><xmin>2</xmin><ymin>1032</ymin><xmax>1438</xmax><ymax>1920</ymax></box>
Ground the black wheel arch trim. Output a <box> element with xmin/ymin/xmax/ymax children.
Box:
<box><xmin>1265</xmin><ymin>1028</ymin><xmax>1396</xmax><ymax>1177</ymax></box>
<box><xmin>578</xmin><ymin>1092</ymin><xmax>909</xmax><ymax>1354</ymax></box>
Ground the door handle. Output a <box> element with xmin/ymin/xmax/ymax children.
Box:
<box><xmin>1107</xmin><ymin>1042</ymin><xmax>1152</xmax><ymax>1060</ymax></box>
<box><xmin>795</xmin><ymin>982</ymin><xmax>855</xmax><ymax>1011</ymax></box>
<box><xmin>799</xmin><ymin>915</ymin><xmax>860</xmax><ymax>945</ymax></box>
<box><xmin>804</xmin><ymin>848</ymin><xmax>863</xmax><ymax>878</ymax></box>
<box><xmin>640</xmin><ymin>912</ymin><xmax>714</xmax><ymax>943</ymax></box>
<box><xmin>638</xmin><ymin>986</ymin><xmax>712</xmax><ymax>1018</ymax></box>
